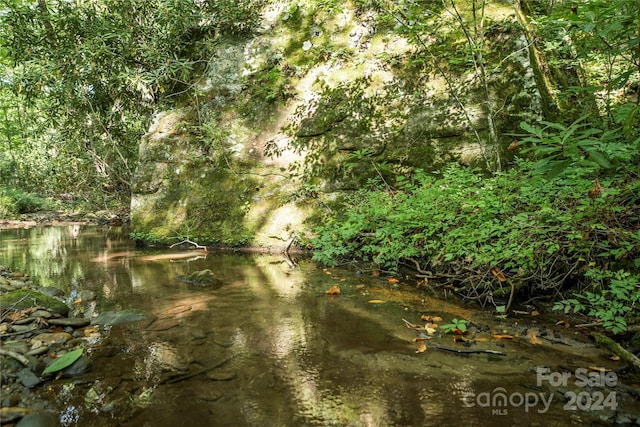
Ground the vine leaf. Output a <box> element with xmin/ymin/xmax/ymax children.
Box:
<box><xmin>43</xmin><ymin>348</ymin><xmax>83</xmax><ymax>375</ymax></box>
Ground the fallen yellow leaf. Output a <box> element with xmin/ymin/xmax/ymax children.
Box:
<box><xmin>492</xmin><ymin>334</ymin><xmax>514</xmax><ymax>340</ymax></box>
<box><xmin>527</xmin><ymin>329</ymin><xmax>543</xmax><ymax>345</ymax></box>
<box><xmin>325</xmin><ymin>285</ymin><xmax>341</xmax><ymax>295</ymax></box>
<box><xmin>416</xmin><ymin>343</ymin><xmax>427</xmax><ymax>353</ymax></box>
<box><xmin>368</xmin><ymin>299</ymin><xmax>385</xmax><ymax>304</ymax></box>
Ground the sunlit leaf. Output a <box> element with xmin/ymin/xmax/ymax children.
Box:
<box><xmin>527</xmin><ymin>329</ymin><xmax>543</xmax><ymax>345</ymax></box>
<box><xmin>421</xmin><ymin>315</ymin><xmax>443</xmax><ymax>322</ymax></box>
<box><xmin>492</xmin><ymin>334</ymin><xmax>514</xmax><ymax>340</ymax></box>
<box><xmin>43</xmin><ymin>348</ymin><xmax>83</xmax><ymax>375</ymax></box>
<box><xmin>325</xmin><ymin>285</ymin><xmax>340</xmax><ymax>295</ymax></box>
<box><xmin>490</xmin><ymin>267</ymin><xmax>506</xmax><ymax>282</ymax></box>
<box><xmin>425</xmin><ymin>324</ymin><xmax>438</xmax><ymax>334</ymax></box>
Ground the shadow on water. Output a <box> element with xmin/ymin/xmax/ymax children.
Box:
<box><xmin>1</xmin><ymin>225</ymin><xmax>637</xmax><ymax>426</ymax></box>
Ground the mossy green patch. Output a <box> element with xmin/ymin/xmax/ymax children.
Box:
<box><xmin>0</xmin><ymin>289</ymin><xmax>69</xmax><ymax>315</ymax></box>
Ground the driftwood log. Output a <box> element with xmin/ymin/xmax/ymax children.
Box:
<box><xmin>592</xmin><ymin>332</ymin><xmax>640</xmax><ymax>372</ymax></box>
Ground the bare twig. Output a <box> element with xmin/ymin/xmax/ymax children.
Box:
<box><xmin>0</xmin><ymin>349</ymin><xmax>30</xmax><ymax>365</ymax></box>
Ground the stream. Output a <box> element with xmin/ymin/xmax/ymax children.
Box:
<box><xmin>1</xmin><ymin>225</ymin><xmax>638</xmax><ymax>426</ymax></box>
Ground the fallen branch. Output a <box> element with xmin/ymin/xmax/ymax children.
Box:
<box><xmin>592</xmin><ymin>332</ymin><xmax>640</xmax><ymax>372</ymax></box>
<box><xmin>428</xmin><ymin>343</ymin><xmax>506</xmax><ymax>356</ymax></box>
<box><xmin>0</xmin><ymin>349</ymin><xmax>30</xmax><ymax>366</ymax></box>
<box><xmin>170</xmin><ymin>239</ymin><xmax>208</xmax><ymax>252</ymax></box>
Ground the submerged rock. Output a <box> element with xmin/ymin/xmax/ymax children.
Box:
<box><xmin>15</xmin><ymin>411</ymin><xmax>58</xmax><ymax>427</ymax></box>
<box><xmin>91</xmin><ymin>309</ymin><xmax>149</xmax><ymax>326</ymax></box>
<box><xmin>178</xmin><ymin>269</ymin><xmax>222</xmax><ymax>287</ymax></box>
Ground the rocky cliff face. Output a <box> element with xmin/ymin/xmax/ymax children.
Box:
<box><xmin>130</xmin><ymin>0</ymin><xmax>543</xmax><ymax>248</ymax></box>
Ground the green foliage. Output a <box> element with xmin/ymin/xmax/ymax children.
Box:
<box><xmin>0</xmin><ymin>0</ymin><xmax>264</xmax><ymax>204</ymax></box>
<box><xmin>0</xmin><ymin>186</ymin><xmax>51</xmax><ymax>216</ymax></box>
<box><xmin>42</xmin><ymin>348</ymin><xmax>83</xmax><ymax>375</ymax></box>
<box><xmin>517</xmin><ymin>114</ymin><xmax>638</xmax><ymax>178</ymax></box>
<box><xmin>441</xmin><ymin>318</ymin><xmax>468</xmax><ymax>334</ymax></box>
<box><xmin>311</xmin><ymin>156</ymin><xmax>639</xmax><ymax>307</ymax></box>
<box><xmin>554</xmin><ymin>269</ymin><xmax>640</xmax><ymax>334</ymax></box>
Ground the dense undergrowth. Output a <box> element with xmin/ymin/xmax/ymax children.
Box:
<box><xmin>311</xmin><ymin>124</ymin><xmax>640</xmax><ymax>333</ymax></box>
<box><xmin>0</xmin><ymin>186</ymin><xmax>52</xmax><ymax>217</ymax></box>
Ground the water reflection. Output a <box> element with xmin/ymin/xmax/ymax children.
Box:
<box><xmin>0</xmin><ymin>226</ymin><xmax>611</xmax><ymax>426</ymax></box>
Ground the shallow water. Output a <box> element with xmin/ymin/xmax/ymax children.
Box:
<box><xmin>0</xmin><ymin>225</ymin><xmax>634</xmax><ymax>426</ymax></box>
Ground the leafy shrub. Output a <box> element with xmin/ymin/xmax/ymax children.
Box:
<box><xmin>310</xmin><ymin>155</ymin><xmax>639</xmax><ymax>332</ymax></box>
<box><xmin>0</xmin><ymin>186</ymin><xmax>51</xmax><ymax>216</ymax></box>
<box><xmin>554</xmin><ymin>269</ymin><xmax>640</xmax><ymax>334</ymax></box>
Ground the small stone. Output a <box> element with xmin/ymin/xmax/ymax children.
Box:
<box><xmin>30</xmin><ymin>332</ymin><xmax>72</xmax><ymax>347</ymax></box>
<box><xmin>17</xmin><ymin>368</ymin><xmax>42</xmax><ymax>388</ymax></box>
<box><xmin>15</xmin><ymin>411</ymin><xmax>58</xmax><ymax>427</ymax></box>
<box><xmin>24</xmin><ymin>347</ymin><xmax>49</xmax><ymax>357</ymax></box>
<box><xmin>62</xmin><ymin>356</ymin><xmax>92</xmax><ymax>377</ymax></box>
<box><xmin>29</xmin><ymin>310</ymin><xmax>52</xmax><ymax>319</ymax></box>
<box><xmin>10</xmin><ymin>324</ymin><xmax>37</xmax><ymax>333</ymax></box>
<box><xmin>47</xmin><ymin>317</ymin><xmax>90</xmax><ymax>327</ymax></box>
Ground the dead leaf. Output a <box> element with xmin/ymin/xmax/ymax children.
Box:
<box><xmin>531</xmin><ymin>310</ymin><xmax>540</xmax><ymax>317</ymax></box>
<box><xmin>421</xmin><ymin>315</ymin><xmax>443</xmax><ymax>322</ymax></box>
<box><xmin>588</xmin><ymin>179</ymin><xmax>604</xmax><ymax>199</ymax></box>
<box><xmin>508</xmin><ymin>139</ymin><xmax>519</xmax><ymax>150</ymax></box>
<box><xmin>355</xmin><ymin>284</ymin><xmax>366</xmax><ymax>290</ymax></box>
<box><xmin>325</xmin><ymin>285</ymin><xmax>341</xmax><ymax>295</ymax></box>
<box><xmin>371</xmin><ymin>270</ymin><xmax>380</xmax><ymax>277</ymax></box>
<box><xmin>387</xmin><ymin>278</ymin><xmax>399</xmax><ymax>284</ymax></box>
<box><xmin>492</xmin><ymin>334</ymin><xmax>514</xmax><ymax>340</ymax></box>
<box><xmin>368</xmin><ymin>299</ymin><xmax>385</xmax><ymax>304</ymax></box>
<box><xmin>490</xmin><ymin>267</ymin><xmax>506</xmax><ymax>282</ymax></box>
<box><xmin>83</xmin><ymin>326</ymin><xmax>99</xmax><ymax>337</ymax></box>
<box><xmin>425</xmin><ymin>323</ymin><xmax>438</xmax><ymax>334</ymax></box>
<box><xmin>610</xmin><ymin>355</ymin><xmax>621</xmax><ymax>361</ymax></box>
<box><xmin>416</xmin><ymin>343</ymin><xmax>427</xmax><ymax>353</ymax></box>
<box><xmin>527</xmin><ymin>329</ymin><xmax>543</xmax><ymax>345</ymax></box>
<box><xmin>323</xmin><ymin>269</ymin><xmax>332</xmax><ymax>275</ymax></box>
<box><xmin>588</xmin><ymin>366</ymin><xmax>611</xmax><ymax>372</ymax></box>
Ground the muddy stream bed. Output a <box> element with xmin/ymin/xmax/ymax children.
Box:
<box><xmin>1</xmin><ymin>225</ymin><xmax>639</xmax><ymax>426</ymax></box>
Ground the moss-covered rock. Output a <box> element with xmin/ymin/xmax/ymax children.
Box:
<box><xmin>130</xmin><ymin>0</ymin><xmax>544</xmax><ymax>247</ymax></box>
<box><xmin>178</xmin><ymin>269</ymin><xmax>221</xmax><ymax>287</ymax></box>
<box><xmin>0</xmin><ymin>290</ymin><xmax>69</xmax><ymax>315</ymax></box>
